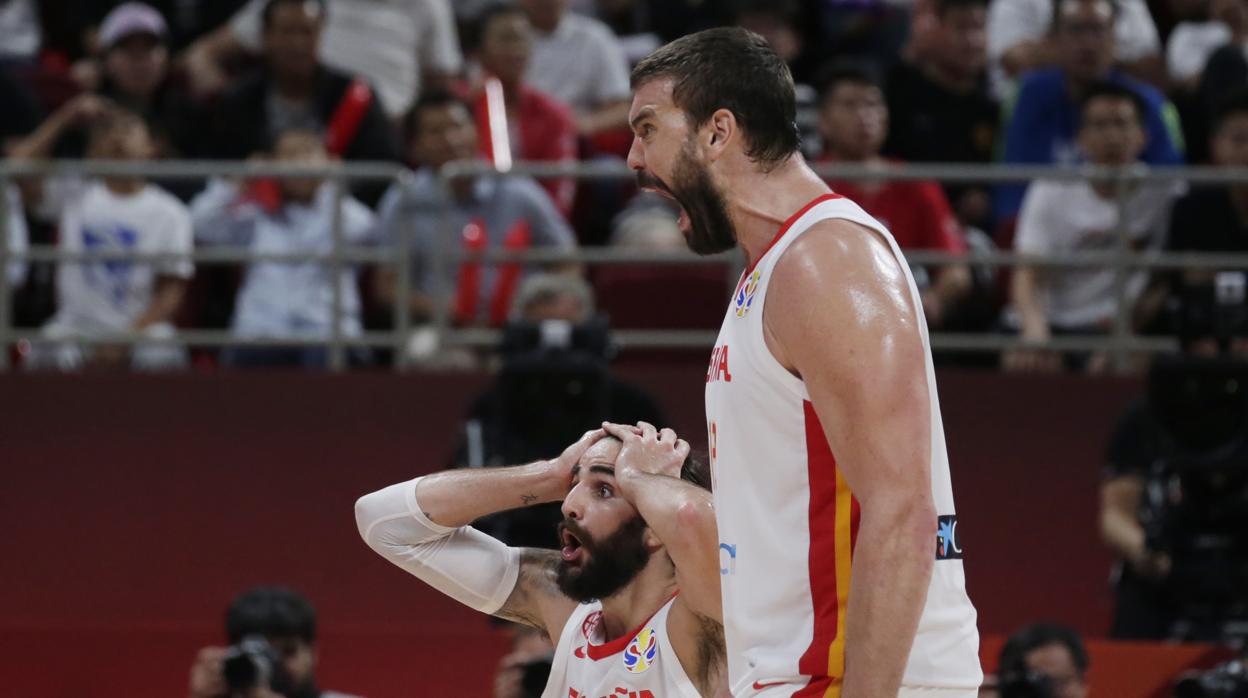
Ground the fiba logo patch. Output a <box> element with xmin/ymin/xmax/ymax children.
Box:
<box><xmin>935</xmin><ymin>515</ymin><xmax>963</xmax><ymax>560</ymax></box>
<box><xmin>735</xmin><ymin>271</ymin><xmax>762</xmax><ymax>318</ymax></box>
<box><xmin>623</xmin><ymin>628</ymin><xmax>659</xmax><ymax>674</ymax></box>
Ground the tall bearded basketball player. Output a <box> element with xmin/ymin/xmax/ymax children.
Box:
<box><xmin>626</xmin><ymin>28</ymin><xmax>982</xmax><ymax>698</ymax></box>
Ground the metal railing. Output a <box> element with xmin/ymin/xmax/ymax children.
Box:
<box><xmin>2</xmin><ymin>158</ymin><xmax>1247</xmax><ymax>372</ymax></box>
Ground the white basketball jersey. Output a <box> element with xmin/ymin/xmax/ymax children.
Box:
<box><xmin>704</xmin><ymin>194</ymin><xmax>982</xmax><ymax>696</ymax></box>
<box><xmin>543</xmin><ymin>596</ymin><xmax>702</xmax><ymax>698</ymax></box>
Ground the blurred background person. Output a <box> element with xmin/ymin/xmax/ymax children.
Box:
<box><xmin>817</xmin><ymin>66</ymin><xmax>975</xmax><ymax>331</ymax></box>
<box><xmin>464</xmin><ymin>3</ymin><xmax>578</xmax><ymax>219</ymax></box>
<box><xmin>995</xmin><ymin>623</ymin><xmax>1089</xmax><ymax>698</ymax></box>
<box><xmin>994</xmin><ymin>0</ymin><xmax>1185</xmax><ymax>224</ymax></box>
<box><xmin>986</xmin><ymin>0</ymin><xmax>1162</xmax><ymax>97</ymax></box>
<box><xmin>883</xmin><ymin>0</ymin><xmax>998</xmax><ymax>231</ymax></box>
<box><xmin>11</xmin><ymin>107</ymin><xmax>192</xmax><ymax>371</ymax></box>
<box><xmin>371</xmin><ymin>91</ymin><xmax>576</xmax><ymax>330</ymax></box>
<box><xmin>1006</xmin><ymin>84</ymin><xmax>1184</xmax><ymax>373</ymax></box>
<box><xmin>200</xmin><ymin>0</ymin><xmax>402</xmax><ymax>207</ymax></box>
<box><xmin>448</xmin><ymin>272</ymin><xmax>665</xmax><ymax>549</ymax></box>
<box><xmin>183</xmin><ymin>0</ymin><xmax>461</xmax><ymax>120</ymax></box>
<box><xmin>187</xmin><ymin>586</ymin><xmax>361</xmax><ymax>698</ymax></box>
<box><xmin>190</xmin><ymin>129</ymin><xmax>375</xmax><ymax>369</ymax></box>
<box><xmin>518</xmin><ymin>0</ymin><xmax>632</xmax><ymax>138</ymax></box>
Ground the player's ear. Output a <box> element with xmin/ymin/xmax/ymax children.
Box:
<box><xmin>703</xmin><ymin>108</ymin><xmax>736</xmax><ymax>161</ymax></box>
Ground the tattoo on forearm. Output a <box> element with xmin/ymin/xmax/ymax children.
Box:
<box><xmin>521</xmin><ymin>493</ymin><xmax>538</xmax><ymax>505</ymax></box>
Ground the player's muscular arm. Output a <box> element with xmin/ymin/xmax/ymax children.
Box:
<box><xmin>766</xmin><ymin>221</ymin><xmax>937</xmax><ymax>698</ymax></box>
<box><xmin>356</xmin><ymin>431</ymin><xmax>606</xmax><ymax>638</ymax></box>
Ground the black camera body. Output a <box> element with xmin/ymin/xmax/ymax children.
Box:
<box><xmin>222</xmin><ymin>635</ymin><xmax>294</xmax><ymax>695</ymax></box>
<box><xmin>1175</xmin><ymin>660</ymin><xmax>1248</xmax><ymax>698</ymax></box>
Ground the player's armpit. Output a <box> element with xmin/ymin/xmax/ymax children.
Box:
<box><xmin>493</xmin><ymin>548</ymin><xmax>579</xmax><ymax>639</ymax></box>
<box><xmin>666</xmin><ymin>601</ymin><xmax>726</xmax><ymax>697</ymax></box>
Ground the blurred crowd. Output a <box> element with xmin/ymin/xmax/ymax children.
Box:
<box><xmin>1</xmin><ymin>0</ymin><xmax>1248</xmax><ymax>371</ymax></box>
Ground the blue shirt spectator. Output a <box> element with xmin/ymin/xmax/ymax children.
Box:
<box><xmin>996</xmin><ymin>67</ymin><xmax>1184</xmax><ymax>221</ymax></box>
<box><xmin>993</xmin><ymin>0</ymin><xmax>1185</xmax><ymax>224</ymax></box>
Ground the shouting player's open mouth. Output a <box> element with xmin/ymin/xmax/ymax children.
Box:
<box><xmin>638</xmin><ymin>173</ymin><xmax>691</xmax><ymax>236</ymax></box>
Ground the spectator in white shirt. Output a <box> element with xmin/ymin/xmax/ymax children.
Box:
<box><xmin>519</xmin><ymin>0</ymin><xmax>632</xmax><ymax>135</ymax></box>
<box><xmin>190</xmin><ymin>129</ymin><xmax>376</xmax><ymax>369</ymax></box>
<box><xmin>1007</xmin><ymin>83</ymin><xmax>1183</xmax><ymax>373</ymax></box>
<box><xmin>1166</xmin><ymin>0</ymin><xmax>1235</xmax><ymax>88</ymax></box>
<box><xmin>986</xmin><ymin>0</ymin><xmax>1163</xmax><ymax>96</ymax></box>
<box><xmin>11</xmin><ymin>108</ymin><xmax>193</xmax><ymax>371</ymax></box>
<box><xmin>184</xmin><ymin>0</ymin><xmax>463</xmax><ymax>119</ymax></box>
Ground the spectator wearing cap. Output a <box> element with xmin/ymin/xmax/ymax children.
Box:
<box><xmin>884</xmin><ymin>0</ymin><xmax>999</xmax><ymax>231</ymax></box>
<box><xmin>202</xmin><ymin>0</ymin><xmax>402</xmax><ymax>206</ymax></box>
<box><xmin>22</xmin><ymin>3</ymin><xmax>199</xmax><ymax>166</ymax></box>
<box><xmin>94</xmin><ymin>3</ymin><xmax>199</xmax><ymax>160</ymax></box>
<box><xmin>995</xmin><ymin>0</ymin><xmax>1185</xmax><ymax>223</ymax></box>
<box><xmin>184</xmin><ymin>0</ymin><xmax>462</xmax><ymax>120</ymax></box>
<box><xmin>465</xmin><ymin>3</ymin><xmax>578</xmax><ymax>218</ymax></box>
<box><xmin>817</xmin><ymin>67</ymin><xmax>974</xmax><ymax>331</ymax></box>
<box><xmin>518</xmin><ymin>0</ymin><xmax>632</xmax><ymax>136</ymax></box>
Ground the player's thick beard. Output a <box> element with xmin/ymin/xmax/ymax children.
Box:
<box><xmin>671</xmin><ymin>139</ymin><xmax>737</xmax><ymax>256</ymax></box>
<box><xmin>638</xmin><ymin>139</ymin><xmax>737</xmax><ymax>256</ymax></box>
<box><xmin>555</xmin><ymin>516</ymin><xmax>652</xmax><ymax>602</ymax></box>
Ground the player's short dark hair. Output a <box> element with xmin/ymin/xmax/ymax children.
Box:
<box><xmin>935</xmin><ymin>0</ymin><xmax>989</xmax><ymax>16</ymax></box>
<box><xmin>466</xmin><ymin>2</ymin><xmax>528</xmax><ymax>53</ymax></box>
<box><xmin>262</xmin><ymin>0</ymin><xmax>327</xmax><ymax>32</ymax></box>
<box><xmin>406</xmin><ymin>88</ymin><xmax>473</xmax><ymax>140</ymax></box>
<box><xmin>998</xmin><ymin>622</ymin><xmax>1089</xmax><ymax>682</ymax></box>
<box><xmin>1212</xmin><ymin>88</ymin><xmax>1248</xmax><ymax>135</ymax></box>
<box><xmin>814</xmin><ymin>63</ymin><xmax>883</xmax><ymax>106</ymax></box>
<box><xmin>1078</xmin><ymin>81</ymin><xmax>1146</xmax><ymax>127</ymax></box>
<box><xmin>225</xmin><ymin>586</ymin><xmax>318</xmax><ymax>644</ymax></box>
<box><xmin>630</xmin><ymin>27</ymin><xmax>800</xmax><ymax>171</ymax></box>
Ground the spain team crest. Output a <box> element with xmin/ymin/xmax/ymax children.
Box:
<box><xmin>622</xmin><ymin>628</ymin><xmax>659</xmax><ymax>674</ymax></box>
<box><xmin>735</xmin><ymin>271</ymin><xmax>762</xmax><ymax>318</ymax></box>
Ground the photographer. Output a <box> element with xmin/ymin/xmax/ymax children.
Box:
<box><xmin>187</xmin><ymin>587</ymin><xmax>360</xmax><ymax>698</ymax></box>
<box><xmin>997</xmin><ymin>623</ymin><xmax>1089</xmax><ymax>698</ymax></box>
<box><xmin>1102</xmin><ymin>273</ymin><xmax>1248</xmax><ymax>641</ymax></box>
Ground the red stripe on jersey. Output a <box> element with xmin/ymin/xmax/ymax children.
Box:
<box><xmin>736</xmin><ymin>193</ymin><xmax>844</xmax><ymax>296</ymax></box>
<box><xmin>794</xmin><ymin>400</ymin><xmax>847</xmax><ymax>695</ymax></box>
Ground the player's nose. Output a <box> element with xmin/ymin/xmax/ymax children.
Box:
<box><xmin>626</xmin><ymin>136</ymin><xmax>645</xmax><ymax>172</ymax></box>
<box><xmin>561</xmin><ymin>487</ymin><xmax>584</xmax><ymax>521</ymax></box>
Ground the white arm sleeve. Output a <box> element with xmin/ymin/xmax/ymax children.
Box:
<box><xmin>355</xmin><ymin>477</ymin><xmax>521</xmax><ymax>615</ymax></box>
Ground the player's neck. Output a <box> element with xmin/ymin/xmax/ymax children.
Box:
<box><xmin>723</xmin><ymin>155</ymin><xmax>834</xmax><ymax>269</ymax></box>
<box><xmin>597</xmin><ymin>563</ymin><xmax>678</xmax><ymax>642</ymax></box>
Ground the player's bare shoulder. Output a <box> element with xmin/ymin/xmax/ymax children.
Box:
<box><xmin>763</xmin><ymin>217</ymin><xmax>924</xmax><ymax>377</ymax></box>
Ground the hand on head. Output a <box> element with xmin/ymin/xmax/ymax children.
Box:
<box><xmin>602</xmin><ymin>421</ymin><xmax>690</xmax><ymax>480</ymax></box>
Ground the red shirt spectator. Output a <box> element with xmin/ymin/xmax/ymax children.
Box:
<box><xmin>825</xmin><ymin>174</ymin><xmax>967</xmax><ymax>255</ymax></box>
<box><xmin>465</xmin><ymin>4</ymin><xmax>578</xmax><ymax>218</ymax></box>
